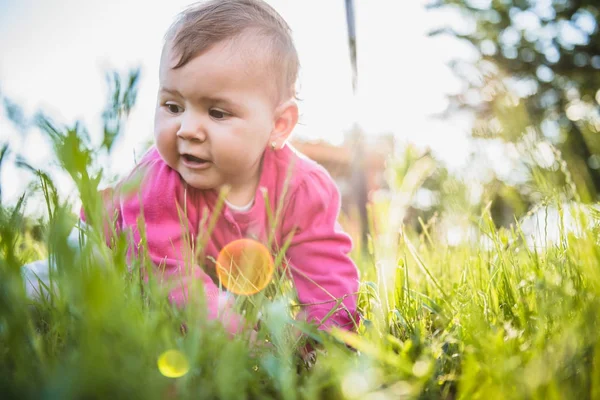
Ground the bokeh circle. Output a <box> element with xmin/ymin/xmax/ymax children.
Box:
<box><xmin>216</xmin><ymin>239</ymin><xmax>274</xmax><ymax>295</ymax></box>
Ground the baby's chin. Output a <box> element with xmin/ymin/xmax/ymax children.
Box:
<box><xmin>176</xmin><ymin>170</ymin><xmax>220</xmax><ymax>191</ymax></box>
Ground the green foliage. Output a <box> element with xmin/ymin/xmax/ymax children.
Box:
<box><xmin>428</xmin><ymin>0</ymin><xmax>600</xmax><ymax>225</ymax></box>
<box><xmin>2</xmin><ymin>69</ymin><xmax>600</xmax><ymax>400</ymax></box>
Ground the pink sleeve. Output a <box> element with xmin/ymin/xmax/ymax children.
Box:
<box><xmin>162</xmin><ymin>256</ymin><xmax>244</xmax><ymax>335</ymax></box>
<box><xmin>79</xmin><ymin>148</ymin><xmax>160</xmax><ymax>242</ymax></box>
<box><xmin>83</xmin><ymin>148</ymin><xmax>245</xmax><ymax>335</ymax></box>
<box><xmin>130</xmin><ymin>151</ymin><xmax>246</xmax><ymax>335</ymax></box>
<box><xmin>282</xmin><ymin>170</ymin><xmax>360</xmax><ymax>331</ymax></box>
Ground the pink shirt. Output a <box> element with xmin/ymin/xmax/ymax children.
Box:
<box><xmin>90</xmin><ymin>144</ymin><xmax>360</xmax><ymax>332</ymax></box>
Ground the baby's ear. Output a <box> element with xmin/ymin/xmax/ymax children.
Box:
<box><xmin>270</xmin><ymin>100</ymin><xmax>298</xmax><ymax>148</ymax></box>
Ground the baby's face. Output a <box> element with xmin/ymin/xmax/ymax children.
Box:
<box><xmin>154</xmin><ymin>39</ymin><xmax>278</xmax><ymax>198</ymax></box>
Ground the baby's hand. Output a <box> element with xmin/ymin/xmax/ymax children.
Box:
<box><xmin>298</xmin><ymin>341</ymin><xmax>326</xmax><ymax>370</ymax></box>
<box><xmin>300</xmin><ymin>347</ymin><xmax>317</xmax><ymax>369</ymax></box>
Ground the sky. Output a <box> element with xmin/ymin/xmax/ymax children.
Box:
<box><xmin>0</xmin><ymin>0</ymin><xmax>474</xmax><ymax>207</ymax></box>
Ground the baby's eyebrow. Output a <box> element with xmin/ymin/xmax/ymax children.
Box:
<box><xmin>159</xmin><ymin>88</ymin><xmax>240</xmax><ymax>109</ymax></box>
<box><xmin>200</xmin><ymin>95</ymin><xmax>239</xmax><ymax>108</ymax></box>
<box><xmin>160</xmin><ymin>87</ymin><xmax>183</xmax><ymax>97</ymax></box>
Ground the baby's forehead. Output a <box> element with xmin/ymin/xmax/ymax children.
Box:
<box><xmin>162</xmin><ymin>35</ymin><xmax>284</xmax><ymax>99</ymax></box>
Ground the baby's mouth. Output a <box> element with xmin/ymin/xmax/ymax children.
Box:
<box><xmin>182</xmin><ymin>153</ymin><xmax>210</xmax><ymax>167</ymax></box>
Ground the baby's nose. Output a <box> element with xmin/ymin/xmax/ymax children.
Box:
<box><xmin>177</xmin><ymin>129</ymin><xmax>205</xmax><ymax>142</ymax></box>
<box><xmin>177</xmin><ymin>114</ymin><xmax>207</xmax><ymax>142</ymax></box>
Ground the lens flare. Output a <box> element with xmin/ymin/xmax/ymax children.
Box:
<box><xmin>157</xmin><ymin>349</ymin><xmax>190</xmax><ymax>378</ymax></box>
<box><xmin>216</xmin><ymin>239</ymin><xmax>274</xmax><ymax>295</ymax></box>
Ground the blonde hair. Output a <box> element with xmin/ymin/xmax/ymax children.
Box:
<box><xmin>166</xmin><ymin>0</ymin><xmax>299</xmax><ymax>100</ymax></box>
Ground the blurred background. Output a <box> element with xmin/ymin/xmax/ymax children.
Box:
<box><xmin>1</xmin><ymin>0</ymin><xmax>599</xmax><ymax>246</ymax></box>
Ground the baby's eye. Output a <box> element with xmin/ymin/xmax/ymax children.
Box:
<box><xmin>209</xmin><ymin>109</ymin><xmax>228</xmax><ymax>119</ymax></box>
<box><xmin>165</xmin><ymin>103</ymin><xmax>183</xmax><ymax>114</ymax></box>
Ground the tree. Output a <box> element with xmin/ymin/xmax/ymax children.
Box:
<box><xmin>427</xmin><ymin>0</ymin><xmax>600</xmax><ymax>210</ymax></box>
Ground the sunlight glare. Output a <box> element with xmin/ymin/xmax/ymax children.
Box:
<box><xmin>216</xmin><ymin>239</ymin><xmax>274</xmax><ymax>295</ymax></box>
<box><xmin>157</xmin><ymin>349</ymin><xmax>190</xmax><ymax>378</ymax></box>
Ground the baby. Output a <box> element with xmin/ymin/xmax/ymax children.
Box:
<box><xmin>28</xmin><ymin>0</ymin><xmax>360</xmax><ymax>335</ymax></box>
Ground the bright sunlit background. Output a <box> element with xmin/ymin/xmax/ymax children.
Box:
<box><xmin>0</xmin><ymin>0</ymin><xmax>472</xmax><ymax>207</ymax></box>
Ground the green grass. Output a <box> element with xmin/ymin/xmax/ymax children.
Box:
<box><xmin>2</xmin><ymin>74</ymin><xmax>600</xmax><ymax>399</ymax></box>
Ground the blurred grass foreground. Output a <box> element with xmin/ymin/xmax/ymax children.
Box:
<box><xmin>3</xmin><ymin>0</ymin><xmax>600</xmax><ymax>395</ymax></box>
<box><xmin>1</xmin><ymin>69</ymin><xmax>600</xmax><ymax>400</ymax></box>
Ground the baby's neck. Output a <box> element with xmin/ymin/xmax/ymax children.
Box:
<box><xmin>222</xmin><ymin>153</ymin><xmax>266</xmax><ymax>208</ymax></box>
<box><xmin>225</xmin><ymin>197</ymin><xmax>254</xmax><ymax>212</ymax></box>
<box><xmin>222</xmin><ymin>179</ymin><xmax>259</xmax><ymax>209</ymax></box>
<box><xmin>226</xmin><ymin>191</ymin><xmax>255</xmax><ymax>208</ymax></box>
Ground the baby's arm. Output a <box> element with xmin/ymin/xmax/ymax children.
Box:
<box><xmin>22</xmin><ymin>220</ymin><xmax>96</xmax><ymax>300</ymax></box>
<box><xmin>282</xmin><ymin>170</ymin><xmax>360</xmax><ymax>331</ymax></box>
<box><xmin>159</xmin><ymin>255</ymin><xmax>246</xmax><ymax>335</ymax></box>
<box><xmin>22</xmin><ymin>179</ymin><xmax>123</xmax><ymax>301</ymax></box>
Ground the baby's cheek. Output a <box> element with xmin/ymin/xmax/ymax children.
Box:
<box><xmin>157</xmin><ymin>118</ymin><xmax>178</xmax><ymax>137</ymax></box>
<box><xmin>154</xmin><ymin>110</ymin><xmax>171</xmax><ymax>132</ymax></box>
<box><xmin>215</xmin><ymin>140</ymin><xmax>245</xmax><ymax>164</ymax></box>
<box><xmin>218</xmin><ymin>153</ymin><xmax>245</xmax><ymax>175</ymax></box>
<box><xmin>237</xmin><ymin>149</ymin><xmax>260</xmax><ymax>171</ymax></box>
<box><xmin>155</xmin><ymin>132</ymin><xmax>178</xmax><ymax>167</ymax></box>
